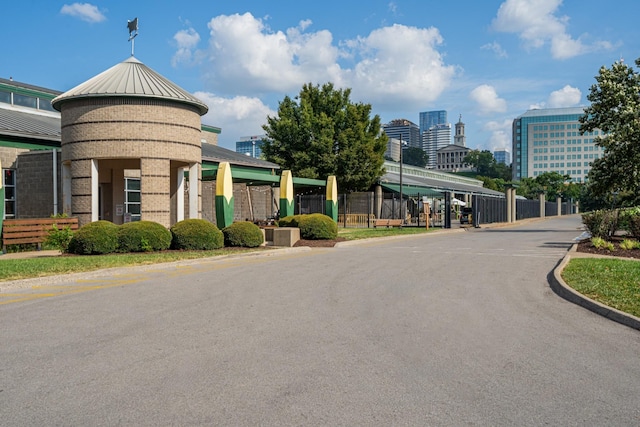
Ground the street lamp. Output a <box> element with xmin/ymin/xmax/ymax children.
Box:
<box><xmin>399</xmin><ymin>135</ymin><xmax>404</xmax><ymax>223</ymax></box>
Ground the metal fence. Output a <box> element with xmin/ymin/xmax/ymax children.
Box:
<box><xmin>297</xmin><ymin>191</ymin><xmax>570</xmax><ymax>228</ymax></box>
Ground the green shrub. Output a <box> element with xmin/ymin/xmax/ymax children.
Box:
<box><xmin>620</xmin><ymin>239</ymin><xmax>640</xmax><ymax>250</ymax></box>
<box><xmin>277</xmin><ymin>215</ymin><xmax>301</xmax><ymax>228</ymax></box>
<box><xmin>170</xmin><ymin>219</ymin><xmax>224</xmax><ymax>250</ymax></box>
<box><xmin>626</xmin><ymin>212</ymin><xmax>640</xmax><ymax>239</ymax></box>
<box><xmin>68</xmin><ymin>221</ymin><xmax>119</xmax><ymax>255</ymax></box>
<box><xmin>297</xmin><ymin>213</ymin><xmax>337</xmax><ymax>240</ymax></box>
<box><xmin>223</xmin><ymin>221</ymin><xmax>264</xmax><ymax>247</ymax></box>
<box><xmin>582</xmin><ymin>209</ymin><xmax>619</xmax><ymax>238</ymax></box>
<box><xmin>43</xmin><ymin>224</ymin><xmax>74</xmax><ymax>252</ymax></box>
<box><xmin>590</xmin><ymin>236</ymin><xmax>614</xmax><ymax>251</ymax></box>
<box><xmin>117</xmin><ymin>221</ymin><xmax>172</xmax><ymax>253</ymax></box>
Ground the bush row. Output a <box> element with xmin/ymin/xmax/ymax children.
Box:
<box><xmin>49</xmin><ymin>213</ymin><xmax>338</xmax><ymax>255</ymax></box>
<box><xmin>582</xmin><ymin>207</ymin><xmax>640</xmax><ymax>239</ymax></box>
<box><xmin>62</xmin><ymin>219</ymin><xmax>265</xmax><ymax>255</ymax></box>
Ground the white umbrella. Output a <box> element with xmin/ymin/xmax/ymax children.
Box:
<box><xmin>452</xmin><ymin>198</ymin><xmax>466</xmax><ymax>206</ymax></box>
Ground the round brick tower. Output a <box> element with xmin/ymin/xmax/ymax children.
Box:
<box><xmin>52</xmin><ymin>57</ymin><xmax>208</xmax><ymax>227</ymax></box>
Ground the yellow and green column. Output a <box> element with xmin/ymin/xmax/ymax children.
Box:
<box><xmin>215</xmin><ymin>162</ymin><xmax>234</xmax><ymax>228</ymax></box>
<box><xmin>279</xmin><ymin>170</ymin><xmax>294</xmax><ymax>218</ymax></box>
<box><xmin>325</xmin><ymin>175</ymin><xmax>338</xmax><ymax>222</ymax></box>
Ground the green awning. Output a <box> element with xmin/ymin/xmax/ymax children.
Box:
<box><xmin>201</xmin><ymin>166</ymin><xmax>326</xmax><ymax>188</ymax></box>
<box><xmin>380</xmin><ymin>183</ymin><xmax>443</xmax><ymax>198</ymax></box>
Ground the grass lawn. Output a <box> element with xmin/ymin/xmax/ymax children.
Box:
<box><xmin>561</xmin><ymin>258</ymin><xmax>640</xmax><ymax>318</ymax></box>
<box><xmin>338</xmin><ymin>226</ymin><xmax>435</xmax><ymax>240</ymax></box>
<box><xmin>0</xmin><ymin>249</ymin><xmax>256</xmax><ymax>282</ymax></box>
<box><xmin>0</xmin><ymin>226</ymin><xmax>437</xmax><ymax>282</ymax></box>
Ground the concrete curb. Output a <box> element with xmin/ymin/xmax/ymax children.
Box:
<box><xmin>549</xmin><ymin>244</ymin><xmax>640</xmax><ymax>331</ymax></box>
<box><xmin>0</xmin><ymin>247</ymin><xmax>311</xmax><ymax>292</ymax></box>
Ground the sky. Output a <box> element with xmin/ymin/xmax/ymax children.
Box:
<box><xmin>3</xmin><ymin>1</ymin><xmax>639</xmax><ymax>153</ymax></box>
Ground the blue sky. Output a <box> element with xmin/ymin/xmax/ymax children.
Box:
<box><xmin>3</xmin><ymin>1</ymin><xmax>639</xmax><ymax>152</ymax></box>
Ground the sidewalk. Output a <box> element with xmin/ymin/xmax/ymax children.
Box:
<box><xmin>1</xmin><ymin>250</ymin><xmax>61</xmax><ymax>260</ymax></box>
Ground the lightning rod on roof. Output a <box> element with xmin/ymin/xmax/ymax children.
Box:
<box><xmin>127</xmin><ymin>17</ymin><xmax>139</xmax><ymax>56</ymax></box>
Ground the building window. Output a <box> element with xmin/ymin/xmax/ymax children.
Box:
<box><xmin>13</xmin><ymin>93</ymin><xmax>37</xmax><ymax>109</ymax></box>
<box><xmin>0</xmin><ymin>90</ymin><xmax>10</xmax><ymax>104</ymax></box>
<box><xmin>124</xmin><ymin>178</ymin><xmax>141</xmax><ymax>222</ymax></box>
<box><xmin>3</xmin><ymin>169</ymin><xmax>16</xmax><ymax>219</ymax></box>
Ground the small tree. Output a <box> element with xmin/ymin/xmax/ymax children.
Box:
<box><xmin>262</xmin><ymin>82</ymin><xmax>387</xmax><ymax>192</ymax></box>
<box><xmin>579</xmin><ymin>58</ymin><xmax>640</xmax><ymax>203</ymax></box>
<box><xmin>402</xmin><ymin>146</ymin><xmax>429</xmax><ymax>168</ymax></box>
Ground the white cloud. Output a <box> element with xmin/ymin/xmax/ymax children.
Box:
<box><xmin>171</xmin><ymin>28</ymin><xmax>201</xmax><ymax>66</ymax></box>
<box><xmin>547</xmin><ymin>85</ymin><xmax>581</xmax><ymax>107</ymax></box>
<box><xmin>470</xmin><ymin>85</ymin><xmax>507</xmax><ymax>114</ymax></box>
<box><xmin>174</xmin><ymin>14</ymin><xmax>456</xmax><ymax>110</ymax></box>
<box><xmin>60</xmin><ymin>3</ymin><xmax>106</xmax><ymax>23</ymax></box>
<box><xmin>199</xmin><ymin>13</ymin><xmax>341</xmax><ymax>94</ymax></box>
<box><xmin>348</xmin><ymin>24</ymin><xmax>457</xmax><ymax>108</ymax></box>
<box><xmin>173</xmin><ymin>14</ymin><xmax>459</xmax><ymax>145</ymax></box>
<box><xmin>481</xmin><ymin>41</ymin><xmax>508</xmax><ymax>58</ymax></box>
<box><xmin>195</xmin><ymin>92</ymin><xmax>276</xmax><ymax>145</ymax></box>
<box><xmin>484</xmin><ymin>119</ymin><xmax>513</xmax><ymax>151</ymax></box>
<box><xmin>491</xmin><ymin>0</ymin><xmax>611</xmax><ymax>59</ymax></box>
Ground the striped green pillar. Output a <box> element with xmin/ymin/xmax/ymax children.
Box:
<box><xmin>325</xmin><ymin>175</ymin><xmax>338</xmax><ymax>222</ymax></box>
<box><xmin>215</xmin><ymin>162</ymin><xmax>234</xmax><ymax>228</ymax></box>
<box><xmin>279</xmin><ymin>170</ymin><xmax>294</xmax><ymax>218</ymax></box>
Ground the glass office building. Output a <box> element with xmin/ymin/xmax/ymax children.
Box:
<box><xmin>236</xmin><ymin>135</ymin><xmax>265</xmax><ymax>158</ymax></box>
<box><xmin>512</xmin><ymin>107</ymin><xmax>604</xmax><ymax>183</ymax></box>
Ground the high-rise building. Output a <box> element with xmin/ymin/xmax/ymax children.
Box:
<box><xmin>382</xmin><ymin>119</ymin><xmax>420</xmax><ymax>148</ymax></box>
<box><xmin>419</xmin><ymin>110</ymin><xmax>447</xmax><ymax>135</ymax></box>
<box><xmin>493</xmin><ymin>149</ymin><xmax>511</xmax><ymax>165</ymax></box>
<box><xmin>236</xmin><ymin>135</ymin><xmax>265</xmax><ymax>158</ymax></box>
<box><xmin>422</xmin><ymin>123</ymin><xmax>451</xmax><ymax>169</ymax></box>
<box><xmin>512</xmin><ymin>107</ymin><xmax>604</xmax><ymax>182</ymax></box>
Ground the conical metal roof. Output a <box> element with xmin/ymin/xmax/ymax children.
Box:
<box><xmin>51</xmin><ymin>56</ymin><xmax>208</xmax><ymax>115</ymax></box>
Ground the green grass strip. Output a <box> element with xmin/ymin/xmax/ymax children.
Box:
<box><xmin>0</xmin><ymin>250</ymin><xmax>251</xmax><ymax>282</ymax></box>
<box><xmin>562</xmin><ymin>258</ymin><xmax>640</xmax><ymax>317</ymax></box>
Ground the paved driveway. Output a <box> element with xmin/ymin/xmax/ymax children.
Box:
<box><xmin>2</xmin><ymin>215</ymin><xmax>639</xmax><ymax>425</ymax></box>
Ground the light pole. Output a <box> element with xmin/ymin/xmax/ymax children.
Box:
<box><xmin>252</xmin><ymin>140</ymin><xmax>256</xmax><ymax>158</ymax></box>
<box><xmin>399</xmin><ymin>135</ymin><xmax>403</xmax><ymax>223</ymax></box>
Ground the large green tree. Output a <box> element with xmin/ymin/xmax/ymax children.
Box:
<box><xmin>262</xmin><ymin>83</ymin><xmax>387</xmax><ymax>192</ymax></box>
<box><xmin>579</xmin><ymin>58</ymin><xmax>640</xmax><ymax>204</ymax></box>
<box><xmin>464</xmin><ymin>149</ymin><xmax>496</xmax><ymax>176</ymax></box>
<box><xmin>402</xmin><ymin>146</ymin><xmax>429</xmax><ymax>168</ymax></box>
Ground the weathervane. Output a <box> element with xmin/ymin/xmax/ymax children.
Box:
<box><xmin>127</xmin><ymin>17</ymin><xmax>139</xmax><ymax>56</ymax></box>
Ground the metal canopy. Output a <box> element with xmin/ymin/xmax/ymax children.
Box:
<box><xmin>380</xmin><ymin>183</ymin><xmax>443</xmax><ymax>198</ymax></box>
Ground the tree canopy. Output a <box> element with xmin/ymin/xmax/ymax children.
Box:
<box><xmin>261</xmin><ymin>83</ymin><xmax>387</xmax><ymax>192</ymax></box>
<box><xmin>463</xmin><ymin>149</ymin><xmax>511</xmax><ymax>180</ymax></box>
<box><xmin>402</xmin><ymin>146</ymin><xmax>429</xmax><ymax>168</ymax></box>
<box><xmin>579</xmin><ymin>58</ymin><xmax>640</xmax><ymax>205</ymax></box>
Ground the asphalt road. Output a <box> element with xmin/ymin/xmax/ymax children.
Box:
<box><xmin>2</xmin><ymin>215</ymin><xmax>639</xmax><ymax>426</ymax></box>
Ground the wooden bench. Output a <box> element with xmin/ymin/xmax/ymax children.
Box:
<box><xmin>2</xmin><ymin>218</ymin><xmax>79</xmax><ymax>253</ymax></box>
<box><xmin>373</xmin><ymin>218</ymin><xmax>403</xmax><ymax>228</ymax></box>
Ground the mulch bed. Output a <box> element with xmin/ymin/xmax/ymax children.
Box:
<box><xmin>293</xmin><ymin>237</ymin><xmax>348</xmax><ymax>248</ymax></box>
<box><xmin>575</xmin><ymin>238</ymin><xmax>640</xmax><ymax>260</ymax></box>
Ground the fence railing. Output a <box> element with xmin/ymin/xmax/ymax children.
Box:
<box><xmin>296</xmin><ymin>191</ymin><xmax>572</xmax><ymax>228</ymax></box>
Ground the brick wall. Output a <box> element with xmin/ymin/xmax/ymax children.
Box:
<box><xmin>15</xmin><ymin>150</ymin><xmax>63</xmax><ymax>218</ymax></box>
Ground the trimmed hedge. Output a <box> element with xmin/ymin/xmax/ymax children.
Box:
<box><xmin>297</xmin><ymin>213</ymin><xmax>338</xmax><ymax>240</ymax></box>
<box><xmin>223</xmin><ymin>221</ymin><xmax>264</xmax><ymax>247</ymax></box>
<box><xmin>170</xmin><ymin>219</ymin><xmax>224</xmax><ymax>250</ymax></box>
<box><xmin>117</xmin><ymin>221</ymin><xmax>172</xmax><ymax>252</ymax></box>
<box><xmin>68</xmin><ymin>220</ymin><xmax>119</xmax><ymax>255</ymax></box>
<box><xmin>277</xmin><ymin>215</ymin><xmax>301</xmax><ymax>228</ymax></box>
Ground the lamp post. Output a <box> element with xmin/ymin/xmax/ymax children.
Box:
<box><xmin>399</xmin><ymin>135</ymin><xmax>404</xmax><ymax>223</ymax></box>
